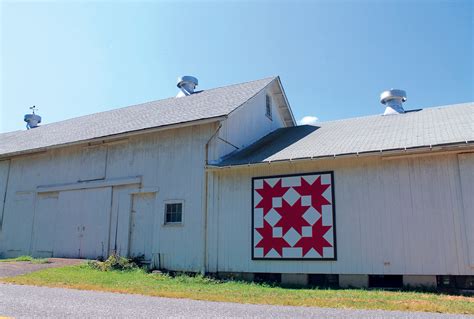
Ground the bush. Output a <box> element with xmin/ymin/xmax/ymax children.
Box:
<box><xmin>87</xmin><ymin>253</ymin><xmax>138</xmax><ymax>272</ymax></box>
<box><xmin>14</xmin><ymin>256</ymin><xmax>34</xmax><ymax>262</ymax></box>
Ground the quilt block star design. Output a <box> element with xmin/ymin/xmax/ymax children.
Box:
<box><xmin>252</xmin><ymin>172</ymin><xmax>336</xmax><ymax>260</ymax></box>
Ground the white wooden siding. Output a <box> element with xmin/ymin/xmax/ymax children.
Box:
<box><xmin>0</xmin><ymin>123</ymin><xmax>215</xmax><ymax>271</ymax></box>
<box><xmin>79</xmin><ymin>145</ymin><xmax>107</xmax><ymax>181</ymax></box>
<box><xmin>129</xmin><ymin>192</ymin><xmax>156</xmax><ymax>260</ymax></box>
<box><xmin>458</xmin><ymin>153</ymin><xmax>474</xmax><ymax>266</ymax></box>
<box><xmin>0</xmin><ymin>160</ymin><xmax>10</xmax><ymax>231</ymax></box>
<box><xmin>208</xmin><ymin>153</ymin><xmax>474</xmax><ymax>275</ymax></box>
<box><xmin>211</xmin><ymin>88</ymin><xmax>286</xmax><ymax>161</ymax></box>
<box><xmin>31</xmin><ymin>192</ymin><xmax>59</xmax><ymax>257</ymax></box>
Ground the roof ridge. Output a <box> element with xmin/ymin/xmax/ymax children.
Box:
<box><xmin>199</xmin><ymin>76</ymin><xmax>276</xmax><ymax>94</ymax></box>
<box><xmin>0</xmin><ymin>76</ymin><xmax>277</xmax><ymax>136</ymax></box>
<box><xmin>316</xmin><ymin>102</ymin><xmax>473</xmax><ymax>125</ymax></box>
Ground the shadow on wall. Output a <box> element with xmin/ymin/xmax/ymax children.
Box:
<box><xmin>218</xmin><ymin>125</ymin><xmax>319</xmax><ymax>166</ymax></box>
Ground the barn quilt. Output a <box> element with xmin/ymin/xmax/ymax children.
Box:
<box><xmin>252</xmin><ymin>172</ymin><xmax>336</xmax><ymax>260</ymax></box>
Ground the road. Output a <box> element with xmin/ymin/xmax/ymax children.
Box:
<box><xmin>0</xmin><ymin>283</ymin><xmax>471</xmax><ymax>318</ymax></box>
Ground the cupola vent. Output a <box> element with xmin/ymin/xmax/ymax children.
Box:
<box><xmin>380</xmin><ymin>89</ymin><xmax>407</xmax><ymax>115</ymax></box>
<box><xmin>176</xmin><ymin>75</ymin><xmax>198</xmax><ymax>97</ymax></box>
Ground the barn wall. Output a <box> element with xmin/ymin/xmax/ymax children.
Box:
<box><xmin>208</xmin><ymin>152</ymin><xmax>474</xmax><ymax>276</ymax></box>
<box><xmin>458</xmin><ymin>153</ymin><xmax>474</xmax><ymax>266</ymax></box>
<box><xmin>211</xmin><ymin>86</ymin><xmax>286</xmax><ymax>161</ymax></box>
<box><xmin>0</xmin><ymin>123</ymin><xmax>214</xmax><ymax>271</ymax></box>
<box><xmin>0</xmin><ymin>160</ymin><xmax>11</xmax><ymax>252</ymax></box>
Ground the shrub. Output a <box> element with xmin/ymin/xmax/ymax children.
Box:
<box><xmin>87</xmin><ymin>253</ymin><xmax>138</xmax><ymax>272</ymax></box>
<box><xmin>14</xmin><ymin>256</ymin><xmax>34</xmax><ymax>262</ymax></box>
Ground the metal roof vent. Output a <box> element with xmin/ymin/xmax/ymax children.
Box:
<box><xmin>176</xmin><ymin>75</ymin><xmax>198</xmax><ymax>97</ymax></box>
<box><xmin>24</xmin><ymin>106</ymin><xmax>42</xmax><ymax>129</ymax></box>
<box><xmin>380</xmin><ymin>89</ymin><xmax>407</xmax><ymax>115</ymax></box>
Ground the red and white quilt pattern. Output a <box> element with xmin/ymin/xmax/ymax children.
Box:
<box><xmin>252</xmin><ymin>173</ymin><xmax>336</xmax><ymax>260</ymax></box>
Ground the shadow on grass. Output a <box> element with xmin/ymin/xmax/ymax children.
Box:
<box><xmin>158</xmin><ymin>270</ymin><xmax>474</xmax><ymax>298</ymax></box>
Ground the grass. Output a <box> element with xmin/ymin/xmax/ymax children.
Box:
<box><xmin>0</xmin><ymin>255</ymin><xmax>50</xmax><ymax>264</ymax></box>
<box><xmin>1</xmin><ymin>264</ymin><xmax>473</xmax><ymax>314</ymax></box>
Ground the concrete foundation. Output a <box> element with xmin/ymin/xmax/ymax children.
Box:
<box><xmin>281</xmin><ymin>273</ymin><xmax>308</xmax><ymax>286</ymax></box>
<box><xmin>339</xmin><ymin>274</ymin><xmax>368</xmax><ymax>288</ymax></box>
<box><xmin>403</xmin><ymin>275</ymin><xmax>437</xmax><ymax>288</ymax></box>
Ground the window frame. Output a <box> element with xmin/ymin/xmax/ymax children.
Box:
<box><xmin>265</xmin><ymin>94</ymin><xmax>273</xmax><ymax>120</ymax></box>
<box><xmin>163</xmin><ymin>200</ymin><xmax>185</xmax><ymax>226</ymax></box>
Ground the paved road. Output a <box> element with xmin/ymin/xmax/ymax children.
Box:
<box><xmin>0</xmin><ymin>283</ymin><xmax>471</xmax><ymax>319</ymax></box>
<box><xmin>0</xmin><ymin>259</ymin><xmax>83</xmax><ymax>278</ymax></box>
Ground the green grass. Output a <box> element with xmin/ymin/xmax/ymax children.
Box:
<box><xmin>0</xmin><ymin>255</ymin><xmax>50</xmax><ymax>264</ymax></box>
<box><xmin>2</xmin><ymin>264</ymin><xmax>473</xmax><ymax>314</ymax></box>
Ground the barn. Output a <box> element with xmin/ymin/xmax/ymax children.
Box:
<box><xmin>0</xmin><ymin>76</ymin><xmax>473</xmax><ymax>289</ymax></box>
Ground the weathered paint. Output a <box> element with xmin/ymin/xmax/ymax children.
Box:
<box><xmin>0</xmin><ymin>124</ymin><xmax>214</xmax><ymax>268</ymax></box>
<box><xmin>458</xmin><ymin>153</ymin><xmax>474</xmax><ymax>266</ymax></box>
<box><xmin>0</xmin><ymin>160</ymin><xmax>10</xmax><ymax>231</ymax></box>
<box><xmin>208</xmin><ymin>153</ymin><xmax>474</xmax><ymax>276</ymax></box>
<box><xmin>129</xmin><ymin>192</ymin><xmax>156</xmax><ymax>260</ymax></box>
<box><xmin>211</xmin><ymin>82</ymin><xmax>288</xmax><ymax>161</ymax></box>
<box><xmin>0</xmin><ymin>87</ymin><xmax>284</xmax><ymax>269</ymax></box>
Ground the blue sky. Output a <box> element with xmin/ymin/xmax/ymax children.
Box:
<box><xmin>0</xmin><ymin>0</ymin><xmax>472</xmax><ymax>133</ymax></box>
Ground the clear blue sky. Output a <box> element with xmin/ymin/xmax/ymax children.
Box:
<box><xmin>1</xmin><ymin>0</ymin><xmax>472</xmax><ymax>133</ymax></box>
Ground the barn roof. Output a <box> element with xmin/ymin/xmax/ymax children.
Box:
<box><xmin>216</xmin><ymin>102</ymin><xmax>474</xmax><ymax>167</ymax></box>
<box><xmin>0</xmin><ymin>76</ymin><xmax>284</xmax><ymax>158</ymax></box>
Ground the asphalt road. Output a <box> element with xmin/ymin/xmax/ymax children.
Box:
<box><xmin>0</xmin><ymin>283</ymin><xmax>471</xmax><ymax>319</ymax></box>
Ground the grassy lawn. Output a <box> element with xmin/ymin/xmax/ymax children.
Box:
<box><xmin>1</xmin><ymin>264</ymin><xmax>473</xmax><ymax>314</ymax></box>
<box><xmin>0</xmin><ymin>256</ymin><xmax>50</xmax><ymax>264</ymax></box>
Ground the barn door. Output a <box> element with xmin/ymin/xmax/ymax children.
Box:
<box><xmin>80</xmin><ymin>187</ymin><xmax>112</xmax><ymax>259</ymax></box>
<box><xmin>129</xmin><ymin>193</ymin><xmax>155</xmax><ymax>261</ymax></box>
<box><xmin>32</xmin><ymin>192</ymin><xmax>59</xmax><ymax>257</ymax></box>
<box><xmin>53</xmin><ymin>187</ymin><xmax>112</xmax><ymax>259</ymax></box>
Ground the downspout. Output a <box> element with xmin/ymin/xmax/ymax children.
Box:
<box><xmin>202</xmin><ymin>122</ymin><xmax>223</xmax><ymax>274</ymax></box>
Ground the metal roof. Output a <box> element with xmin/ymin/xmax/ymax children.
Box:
<box><xmin>217</xmin><ymin>102</ymin><xmax>474</xmax><ymax>167</ymax></box>
<box><xmin>0</xmin><ymin>77</ymin><xmax>279</xmax><ymax>158</ymax></box>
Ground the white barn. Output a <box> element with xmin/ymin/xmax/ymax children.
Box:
<box><xmin>0</xmin><ymin>76</ymin><xmax>473</xmax><ymax>289</ymax></box>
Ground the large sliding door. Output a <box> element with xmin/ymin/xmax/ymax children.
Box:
<box><xmin>53</xmin><ymin>187</ymin><xmax>112</xmax><ymax>259</ymax></box>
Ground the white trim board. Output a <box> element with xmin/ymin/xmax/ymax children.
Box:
<box><xmin>37</xmin><ymin>176</ymin><xmax>142</xmax><ymax>193</ymax></box>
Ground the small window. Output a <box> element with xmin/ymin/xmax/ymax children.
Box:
<box><xmin>265</xmin><ymin>94</ymin><xmax>272</xmax><ymax>120</ymax></box>
<box><xmin>164</xmin><ymin>201</ymin><xmax>183</xmax><ymax>224</ymax></box>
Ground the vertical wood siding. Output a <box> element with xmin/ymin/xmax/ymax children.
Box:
<box><xmin>209</xmin><ymin>153</ymin><xmax>474</xmax><ymax>275</ymax></box>
<box><xmin>211</xmin><ymin>88</ymin><xmax>286</xmax><ymax>161</ymax></box>
<box><xmin>458</xmin><ymin>153</ymin><xmax>474</xmax><ymax>266</ymax></box>
<box><xmin>0</xmin><ymin>124</ymin><xmax>214</xmax><ymax>271</ymax></box>
<box><xmin>0</xmin><ymin>160</ymin><xmax>10</xmax><ymax>232</ymax></box>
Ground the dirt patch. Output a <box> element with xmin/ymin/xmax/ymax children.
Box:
<box><xmin>0</xmin><ymin>258</ymin><xmax>84</xmax><ymax>278</ymax></box>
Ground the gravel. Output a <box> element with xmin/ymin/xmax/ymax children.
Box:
<box><xmin>0</xmin><ymin>258</ymin><xmax>84</xmax><ymax>278</ymax></box>
<box><xmin>0</xmin><ymin>283</ymin><xmax>471</xmax><ymax>319</ymax></box>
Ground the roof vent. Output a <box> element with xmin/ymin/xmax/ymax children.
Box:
<box><xmin>380</xmin><ymin>89</ymin><xmax>407</xmax><ymax>115</ymax></box>
<box><xmin>24</xmin><ymin>106</ymin><xmax>42</xmax><ymax>129</ymax></box>
<box><xmin>176</xmin><ymin>75</ymin><xmax>198</xmax><ymax>97</ymax></box>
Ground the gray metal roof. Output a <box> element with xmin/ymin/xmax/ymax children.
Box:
<box><xmin>0</xmin><ymin>77</ymin><xmax>277</xmax><ymax>158</ymax></box>
<box><xmin>217</xmin><ymin>102</ymin><xmax>474</xmax><ymax>166</ymax></box>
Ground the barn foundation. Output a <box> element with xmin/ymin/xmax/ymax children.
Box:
<box><xmin>403</xmin><ymin>275</ymin><xmax>437</xmax><ymax>288</ymax></box>
<box><xmin>281</xmin><ymin>273</ymin><xmax>308</xmax><ymax>286</ymax></box>
<box><xmin>339</xmin><ymin>274</ymin><xmax>369</xmax><ymax>288</ymax></box>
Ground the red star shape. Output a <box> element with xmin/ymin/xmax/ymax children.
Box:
<box><xmin>294</xmin><ymin>176</ymin><xmax>331</xmax><ymax>214</ymax></box>
<box><xmin>255</xmin><ymin>179</ymin><xmax>289</xmax><ymax>215</ymax></box>
<box><xmin>255</xmin><ymin>221</ymin><xmax>290</xmax><ymax>257</ymax></box>
<box><xmin>274</xmin><ymin>198</ymin><xmax>311</xmax><ymax>236</ymax></box>
<box><xmin>294</xmin><ymin>218</ymin><xmax>332</xmax><ymax>257</ymax></box>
